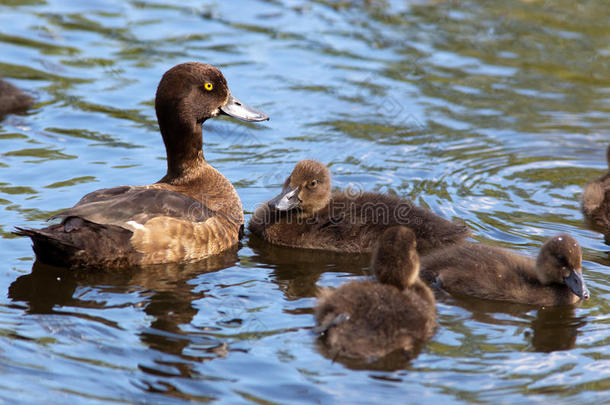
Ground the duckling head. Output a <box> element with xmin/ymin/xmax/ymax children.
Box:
<box><xmin>268</xmin><ymin>160</ymin><xmax>331</xmax><ymax>216</ymax></box>
<box><xmin>371</xmin><ymin>226</ymin><xmax>420</xmax><ymax>290</ymax></box>
<box><xmin>536</xmin><ymin>234</ymin><xmax>589</xmax><ymax>300</ymax></box>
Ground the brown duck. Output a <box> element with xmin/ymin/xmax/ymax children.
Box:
<box><xmin>420</xmin><ymin>234</ymin><xmax>590</xmax><ymax>306</ymax></box>
<box><xmin>248</xmin><ymin>159</ymin><xmax>470</xmax><ymax>253</ymax></box>
<box><xmin>16</xmin><ymin>62</ymin><xmax>268</xmax><ymax>269</ymax></box>
<box><xmin>315</xmin><ymin>226</ymin><xmax>436</xmax><ymax>360</ymax></box>
<box><xmin>582</xmin><ymin>145</ymin><xmax>610</xmax><ymax>234</ymax></box>
<box><xmin>0</xmin><ymin>78</ymin><xmax>34</xmax><ymax>118</ymax></box>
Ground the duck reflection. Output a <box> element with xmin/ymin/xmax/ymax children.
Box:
<box><xmin>443</xmin><ymin>294</ymin><xmax>586</xmax><ymax>352</ymax></box>
<box><xmin>247</xmin><ymin>234</ymin><xmax>370</xmax><ymax>300</ymax></box>
<box><xmin>530</xmin><ymin>306</ymin><xmax>585</xmax><ymax>352</ymax></box>
<box><xmin>9</xmin><ymin>248</ymin><xmax>239</xmax><ymax>381</ymax></box>
<box><xmin>314</xmin><ymin>339</ymin><xmax>424</xmax><ymax>371</ymax></box>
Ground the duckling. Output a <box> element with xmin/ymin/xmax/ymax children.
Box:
<box><xmin>248</xmin><ymin>160</ymin><xmax>470</xmax><ymax>253</ymax></box>
<box><xmin>582</xmin><ymin>145</ymin><xmax>610</xmax><ymax>234</ymax></box>
<box><xmin>314</xmin><ymin>226</ymin><xmax>436</xmax><ymax>360</ymax></box>
<box><xmin>420</xmin><ymin>234</ymin><xmax>590</xmax><ymax>306</ymax></box>
<box><xmin>0</xmin><ymin>78</ymin><xmax>34</xmax><ymax>118</ymax></box>
<box><xmin>15</xmin><ymin>62</ymin><xmax>268</xmax><ymax>269</ymax></box>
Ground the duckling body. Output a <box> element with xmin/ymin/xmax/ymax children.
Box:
<box><xmin>582</xmin><ymin>145</ymin><xmax>610</xmax><ymax>233</ymax></box>
<box><xmin>420</xmin><ymin>235</ymin><xmax>590</xmax><ymax>306</ymax></box>
<box><xmin>16</xmin><ymin>62</ymin><xmax>268</xmax><ymax>269</ymax></box>
<box><xmin>0</xmin><ymin>78</ymin><xmax>34</xmax><ymax>118</ymax></box>
<box><xmin>249</xmin><ymin>160</ymin><xmax>470</xmax><ymax>253</ymax></box>
<box><xmin>315</xmin><ymin>227</ymin><xmax>436</xmax><ymax>360</ymax></box>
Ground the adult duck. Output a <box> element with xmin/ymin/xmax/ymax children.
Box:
<box><xmin>16</xmin><ymin>62</ymin><xmax>268</xmax><ymax>269</ymax></box>
<box><xmin>582</xmin><ymin>145</ymin><xmax>610</xmax><ymax>234</ymax></box>
<box><xmin>248</xmin><ymin>160</ymin><xmax>470</xmax><ymax>253</ymax></box>
<box><xmin>315</xmin><ymin>226</ymin><xmax>436</xmax><ymax>360</ymax></box>
<box><xmin>420</xmin><ymin>234</ymin><xmax>590</xmax><ymax>306</ymax></box>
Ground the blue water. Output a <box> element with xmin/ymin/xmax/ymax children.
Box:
<box><xmin>1</xmin><ymin>0</ymin><xmax>609</xmax><ymax>403</ymax></box>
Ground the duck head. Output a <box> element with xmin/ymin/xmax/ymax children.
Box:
<box><xmin>268</xmin><ymin>160</ymin><xmax>331</xmax><ymax>216</ymax></box>
<box><xmin>156</xmin><ymin>62</ymin><xmax>268</xmax><ymax>125</ymax></box>
<box><xmin>536</xmin><ymin>234</ymin><xmax>590</xmax><ymax>301</ymax></box>
<box><xmin>155</xmin><ymin>62</ymin><xmax>268</xmax><ymax>178</ymax></box>
<box><xmin>372</xmin><ymin>226</ymin><xmax>420</xmax><ymax>290</ymax></box>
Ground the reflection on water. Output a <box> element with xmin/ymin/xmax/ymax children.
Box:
<box><xmin>248</xmin><ymin>235</ymin><xmax>370</xmax><ymax>300</ymax></box>
<box><xmin>1</xmin><ymin>0</ymin><xmax>609</xmax><ymax>403</ymax></box>
<box><xmin>445</xmin><ymin>294</ymin><xmax>586</xmax><ymax>353</ymax></box>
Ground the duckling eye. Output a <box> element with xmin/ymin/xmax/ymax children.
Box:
<box><xmin>310</xmin><ymin>180</ymin><xmax>318</xmax><ymax>188</ymax></box>
<box><xmin>203</xmin><ymin>82</ymin><xmax>213</xmax><ymax>91</ymax></box>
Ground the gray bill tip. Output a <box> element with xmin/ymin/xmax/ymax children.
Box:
<box><xmin>268</xmin><ymin>187</ymin><xmax>300</xmax><ymax>211</ymax></box>
<box><xmin>564</xmin><ymin>269</ymin><xmax>590</xmax><ymax>300</ymax></box>
<box><xmin>219</xmin><ymin>92</ymin><xmax>269</xmax><ymax>122</ymax></box>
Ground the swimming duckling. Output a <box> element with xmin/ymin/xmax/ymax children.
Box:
<box><xmin>248</xmin><ymin>160</ymin><xmax>470</xmax><ymax>253</ymax></box>
<box><xmin>0</xmin><ymin>78</ymin><xmax>34</xmax><ymax>118</ymax></box>
<box><xmin>582</xmin><ymin>145</ymin><xmax>610</xmax><ymax>234</ymax></box>
<box><xmin>315</xmin><ymin>226</ymin><xmax>436</xmax><ymax>360</ymax></box>
<box><xmin>16</xmin><ymin>62</ymin><xmax>268</xmax><ymax>269</ymax></box>
<box><xmin>420</xmin><ymin>234</ymin><xmax>590</xmax><ymax>306</ymax></box>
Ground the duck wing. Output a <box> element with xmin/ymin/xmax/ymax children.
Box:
<box><xmin>15</xmin><ymin>186</ymin><xmax>237</xmax><ymax>268</ymax></box>
<box><xmin>50</xmin><ymin>186</ymin><xmax>215</xmax><ymax>229</ymax></box>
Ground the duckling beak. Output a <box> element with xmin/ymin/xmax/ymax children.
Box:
<box><xmin>564</xmin><ymin>269</ymin><xmax>590</xmax><ymax>300</ymax></box>
<box><xmin>268</xmin><ymin>187</ymin><xmax>300</xmax><ymax>211</ymax></box>
<box><xmin>219</xmin><ymin>91</ymin><xmax>269</xmax><ymax>122</ymax></box>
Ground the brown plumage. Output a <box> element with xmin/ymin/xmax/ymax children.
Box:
<box><xmin>15</xmin><ymin>62</ymin><xmax>268</xmax><ymax>269</ymax></box>
<box><xmin>315</xmin><ymin>227</ymin><xmax>436</xmax><ymax>360</ymax></box>
<box><xmin>420</xmin><ymin>234</ymin><xmax>590</xmax><ymax>306</ymax></box>
<box><xmin>248</xmin><ymin>160</ymin><xmax>470</xmax><ymax>253</ymax></box>
<box><xmin>0</xmin><ymin>78</ymin><xmax>34</xmax><ymax>118</ymax></box>
<box><xmin>582</xmin><ymin>145</ymin><xmax>610</xmax><ymax>234</ymax></box>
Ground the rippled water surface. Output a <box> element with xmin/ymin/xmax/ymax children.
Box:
<box><xmin>1</xmin><ymin>0</ymin><xmax>609</xmax><ymax>403</ymax></box>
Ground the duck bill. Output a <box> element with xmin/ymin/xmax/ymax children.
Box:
<box><xmin>564</xmin><ymin>269</ymin><xmax>590</xmax><ymax>300</ymax></box>
<box><xmin>219</xmin><ymin>91</ymin><xmax>269</xmax><ymax>122</ymax></box>
<box><xmin>268</xmin><ymin>187</ymin><xmax>300</xmax><ymax>211</ymax></box>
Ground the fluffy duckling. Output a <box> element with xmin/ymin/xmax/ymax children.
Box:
<box><xmin>420</xmin><ymin>234</ymin><xmax>590</xmax><ymax>306</ymax></box>
<box><xmin>315</xmin><ymin>226</ymin><xmax>436</xmax><ymax>360</ymax></box>
<box><xmin>16</xmin><ymin>62</ymin><xmax>268</xmax><ymax>269</ymax></box>
<box><xmin>582</xmin><ymin>145</ymin><xmax>610</xmax><ymax>234</ymax></box>
<box><xmin>249</xmin><ymin>160</ymin><xmax>470</xmax><ymax>253</ymax></box>
<box><xmin>0</xmin><ymin>78</ymin><xmax>34</xmax><ymax>118</ymax></box>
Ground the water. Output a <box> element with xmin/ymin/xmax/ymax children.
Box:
<box><xmin>1</xmin><ymin>0</ymin><xmax>609</xmax><ymax>403</ymax></box>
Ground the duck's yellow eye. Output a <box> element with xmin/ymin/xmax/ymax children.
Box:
<box><xmin>204</xmin><ymin>82</ymin><xmax>213</xmax><ymax>91</ymax></box>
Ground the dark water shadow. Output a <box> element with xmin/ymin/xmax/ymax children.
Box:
<box><xmin>9</xmin><ymin>248</ymin><xmax>238</xmax><ymax>313</ymax></box>
<box><xmin>247</xmin><ymin>234</ymin><xmax>370</xmax><ymax>301</ymax></box>
<box><xmin>443</xmin><ymin>294</ymin><xmax>587</xmax><ymax>353</ymax></box>
<box><xmin>8</xmin><ymin>248</ymin><xmax>239</xmax><ymax>386</ymax></box>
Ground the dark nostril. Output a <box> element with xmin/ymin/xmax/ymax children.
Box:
<box><xmin>235</xmin><ymin>102</ymin><xmax>242</xmax><ymax>106</ymax></box>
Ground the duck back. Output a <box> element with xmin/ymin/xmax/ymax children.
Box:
<box><xmin>420</xmin><ymin>242</ymin><xmax>581</xmax><ymax>306</ymax></box>
<box><xmin>16</xmin><ymin>181</ymin><xmax>242</xmax><ymax>269</ymax></box>
<box><xmin>250</xmin><ymin>191</ymin><xmax>469</xmax><ymax>253</ymax></box>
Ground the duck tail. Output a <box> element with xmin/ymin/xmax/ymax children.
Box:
<box><xmin>14</xmin><ymin>217</ymin><xmax>137</xmax><ymax>269</ymax></box>
<box><xmin>14</xmin><ymin>226</ymin><xmax>81</xmax><ymax>267</ymax></box>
